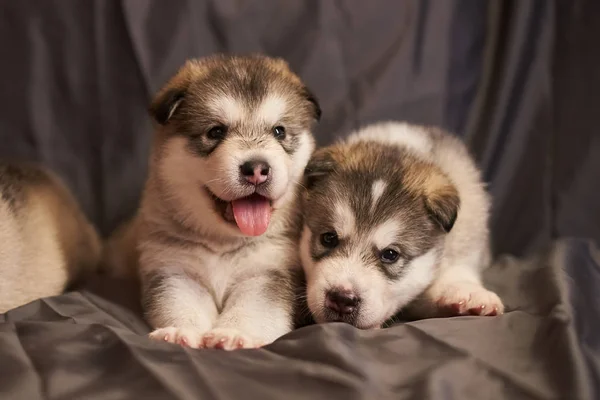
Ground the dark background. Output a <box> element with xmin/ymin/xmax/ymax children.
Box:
<box><xmin>0</xmin><ymin>2</ymin><xmax>599</xmax><ymax>399</ymax></box>
<box><xmin>0</xmin><ymin>0</ymin><xmax>598</xmax><ymax>258</ymax></box>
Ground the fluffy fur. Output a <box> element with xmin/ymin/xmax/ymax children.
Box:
<box><xmin>300</xmin><ymin>121</ymin><xmax>503</xmax><ymax>329</ymax></box>
<box><xmin>121</xmin><ymin>55</ymin><xmax>320</xmax><ymax>349</ymax></box>
<box><xmin>0</xmin><ymin>162</ymin><xmax>101</xmax><ymax>313</ymax></box>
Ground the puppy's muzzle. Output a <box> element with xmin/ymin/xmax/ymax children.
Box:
<box><xmin>240</xmin><ymin>159</ymin><xmax>271</xmax><ymax>186</ymax></box>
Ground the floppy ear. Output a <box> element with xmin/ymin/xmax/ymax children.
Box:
<box><xmin>302</xmin><ymin>87</ymin><xmax>322</xmax><ymax>122</ymax></box>
<box><xmin>149</xmin><ymin>59</ymin><xmax>205</xmax><ymax>125</ymax></box>
<box><xmin>423</xmin><ymin>176</ymin><xmax>460</xmax><ymax>233</ymax></box>
<box><xmin>304</xmin><ymin>149</ymin><xmax>335</xmax><ymax>190</ymax></box>
<box><xmin>149</xmin><ymin>87</ymin><xmax>186</xmax><ymax>125</ymax></box>
<box><xmin>269</xmin><ymin>57</ymin><xmax>321</xmax><ymax>122</ymax></box>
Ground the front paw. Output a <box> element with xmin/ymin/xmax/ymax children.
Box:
<box><xmin>201</xmin><ymin>328</ymin><xmax>264</xmax><ymax>350</ymax></box>
<box><xmin>427</xmin><ymin>281</ymin><xmax>504</xmax><ymax>317</ymax></box>
<box><xmin>149</xmin><ymin>327</ymin><xmax>206</xmax><ymax>348</ymax></box>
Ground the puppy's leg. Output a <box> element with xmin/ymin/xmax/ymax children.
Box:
<box><xmin>426</xmin><ymin>268</ymin><xmax>504</xmax><ymax>317</ymax></box>
<box><xmin>143</xmin><ymin>270</ymin><xmax>218</xmax><ymax>348</ymax></box>
<box><xmin>201</xmin><ymin>270</ymin><xmax>294</xmax><ymax>350</ymax></box>
<box><xmin>420</xmin><ymin>248</ymin><xmax>504</xmax><ymax>317</ymax></box>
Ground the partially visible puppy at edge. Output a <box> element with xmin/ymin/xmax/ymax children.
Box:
<box><xmin>0</xmin><ymin>163</ymin><xmax>102</xmax><ymax>313</ymax></box>
<box><xmin>300</xmin><ymin>121</ymin><xmax>504</xmax><ymax>329</ymax></box>
<box><xmin>104</xmin><ymin>54</ymin><xmax>321</xmax><ymax>349</ymax></box>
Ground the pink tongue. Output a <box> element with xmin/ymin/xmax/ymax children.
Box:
<box><xmin>231</xmin><ymin>196</ymin><xmax>272</xmax><ymax>236</ymax></box>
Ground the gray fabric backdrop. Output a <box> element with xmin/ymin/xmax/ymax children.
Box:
<box><xmin>0</xmin><ymin>1</ymin><xmax>599</xmax><ymax>399</ymax></box>
<box><xmin>2</xmin><ymin>0</ymin><xmax>597</xmax><ymax>256</ymax></box>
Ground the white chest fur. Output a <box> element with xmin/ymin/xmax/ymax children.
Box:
<box><xmin>139</xmin><ymin>236</ymin><xmax>295</xmax><ymax>309</ymax></box>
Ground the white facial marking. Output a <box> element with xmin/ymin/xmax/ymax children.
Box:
<box><xmin>209</xmin><ymin>95</ymin><xmax>245</xmax><ymax>124</ymax></box>
<box><xmin>333</xmin><ymin>201</ymin><xmax>355</xmax><ymax>237</ymax></box>
<box><xmin>304</xmin><ymin>249</ymin><xmax>365</xmax><ymax>323</ymax></box>
<box><xmin>256</xmin><ymin>94</ymin><xmax>287</xmax><ymax>126</ymax></box>
<box><xmin>291</xmin><ymin>130</ymin><xmax>314</xmax><ymax>178</ymax></box>
<box><xmin>299</xmin><ymin>225</ymin><xmax>314</xmax><ymax>270</ymax></box>
<box><xmin>387</xmin><ymin>248</ymin><xmax>438</xmax><ymax>311</ymax></box>
<box><xmin>273</xmin><ymin>131</ymin><xmax>315</xmax><ymax>209</ymax></box>
<box><xmin>370</xmin><ymin>219</ymin><xmax>400</xmax><ymax>249</ymax></box>
<box><xmin>371</xmin><ymin>179</ymin><xmax>387</xmax><ymax>210</ymax></box>
<box><xmin>157</xmin><ymin>138</ymin><xmax>227</xmax><ymax>233</ymax></box>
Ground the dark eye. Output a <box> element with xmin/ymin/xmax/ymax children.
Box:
<box><xmin>273</xmin><ymin>126</ymin><xmax>286</xmax><ymax>140</ymax></box>
<box><xmin>207</xmin><ymin>125</ymin><xmax>227</xmax><ymax>140</ymax></box>
<box><xmin>320</xmin><ymin>231</ymin><xmax>339</xmax><ymax>248</ymax></box>
<box><xmin>380</xmin><ymin>248</ymin><xmax>400</xmax><ymax>263</ymax></box>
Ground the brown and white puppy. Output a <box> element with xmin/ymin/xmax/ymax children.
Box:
<box><xmin>300</xmin><ymin>122</ymin><xmax>503</xmax><ymax>329</ymax></box>
<box><xmin>0</xmin><ymin>162</ymin><xmax>101</xmax><ymax>313</ymax></box>
<box><xmin>135</xmin><ymin>55</ymin><xmax>320</xmax><ymax>349</ymax></box>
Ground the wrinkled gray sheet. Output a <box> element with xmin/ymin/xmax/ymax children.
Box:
<box><xmin>0</xmin><ymin>1</ymin><xmax>599</xmax><ymax>399</ymax></box>
<box><xmin>1</xmin><ymin>239</ymin><xmax>598</xmax><ymax>400</ymax></box>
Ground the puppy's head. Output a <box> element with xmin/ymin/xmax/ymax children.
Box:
<box><xmin>150</xmin><ymin>55</ymin><xmax>320</xmax><ymax>237</ymax></box>
<box><xmin>300</xmin><ymin>141</ymin><xmax>459</xmax><ymax>329</ymax></box>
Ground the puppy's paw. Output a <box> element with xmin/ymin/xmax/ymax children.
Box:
<box><xmin>428</xmin><ymin>281</ymin><xmax>504</xmax><ymax>317</ymax></box>
<box><xmin>201</xmin><ymin>328</ymin><xmax>264</xmax><ymax>350</ymax></box>
<box><xmin>149</xmin><ymin>327</ymin><xmax>205</xmax><ymax>348</ymax></box>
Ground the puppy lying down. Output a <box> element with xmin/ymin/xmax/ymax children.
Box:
<box><xmin>0</xmin><ymin>163</ymin><xmax>101</xmax><ymax>313</ymax></box>
<box><xmin>300</xmin><ymin>122</ymin><xmax>504</xmax><ymax>328</ymax></box>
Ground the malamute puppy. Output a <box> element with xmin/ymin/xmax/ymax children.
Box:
<box><xmin>300</xmin><ymin>122</ymin><xmax>503</xmax><ymax>329</ymax></box>
<box><xmin>137</xmin><ymin>55</ymin><xmax>320</xmax><ymax>349</ymax></box>
<box><xmin>0</xmin><ymin>162</ymin><xmax>101</xmax><ymax>313</ymax></box>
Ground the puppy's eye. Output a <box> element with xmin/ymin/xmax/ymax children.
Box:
<box><xmin>207</xmin><ymin>125</ymin><xmax>227</xmax><ymax>140</ymax></box>
<box><xmin>273</xmin><ymin>126</ymin><xmax>286</xmax><ymax>140</ymax></box>
<box><xmin>380</xmin><ymin>248</ymin><xmax>400</xmax><ymax>263</ymax></box>
<box><xmin>320</xmin><ymin>231</ymin><xmax>339</xmax><ymax>248</ymax></box>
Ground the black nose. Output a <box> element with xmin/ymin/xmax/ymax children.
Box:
<box><xmin>240</xmin><ymin>160</ymin><xmax>271</xmax><ymax>185</ymax></box>
<box><xmin>325</xmin><ymin>289</ymin><xmax>360</xmax><ymax>315</ymax></box>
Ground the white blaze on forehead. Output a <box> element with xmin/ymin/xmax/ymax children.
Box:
<box><xmin>317</xmin><ymin>252</ymin><xmax>362</xmax><ymax>289</ymax></box>
<box><xmin>256</xmin><ymin>94</ymin><xmax>287</xmax><ymax>125</ymax></box>
<box><xmin>371</xmin><ymin>179</ymin><xmax>387</xmax><ymax>210</ymax></box>
<box><xmin>208</xmin><ymin>95</ymin><xmax>245</xmax><ymax>124</ymax></box>
<box><xmin>370</xmin><ymin>219</ymin><xmax>400</xmax><ymax>249</ymax></box>
<box><xmin>333</xmin><ymin>201</ymin><xmax>356</xmax><ymax>237</ymax></box>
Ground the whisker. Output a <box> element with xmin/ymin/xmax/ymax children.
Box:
<box><xmin>203</xmin><ymin>178</ymin><xmax>225</xmax><ymax>186</ymax></box>
<box><xmin>291</xmin><ymin>178</ymin><xmax>308</xmax><ymax>192</ymax></box>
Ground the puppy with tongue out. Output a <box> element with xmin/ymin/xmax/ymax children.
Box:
<box><xmin>229</xmin><ymin>161</ymin><xmax>273</xmax><ymax>236</ymax></box>
<box><xmin>231</xmin><ymin>194</ymin><xmax>271</xmax><ymax>236</ymax></box>
<box><xmin>133</xmin><ymin>55</ymin><xmax>320</xmax><ymax>350</ymax></box>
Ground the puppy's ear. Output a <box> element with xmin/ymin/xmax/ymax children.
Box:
<box><xmin>423</xmin><ymin>175</ymin><xmax>460</xmax><ymax>233</ymax></box>
<box><xmin>266</xmin><ymin>56</ymin><xmax>321</xmax><ymax>122</ymax></box>
<box><xmin>149</xmin><ymin>87</ymin><xmax>186</xmax><ymax>125</ymax></box>
<box><xmin>149</xmin><ymin>59</ymin><xmax>206</xmax><ymax>125</ymax></box>
<box><xmin>304</xmin><ymin>148</ymin><xmax>335</xmax><ymax>190</ymax></box>
<box><xmin>302</xmin><ymin>87</ymin><xmax>322</xmax><ymax>122</ymax></box>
